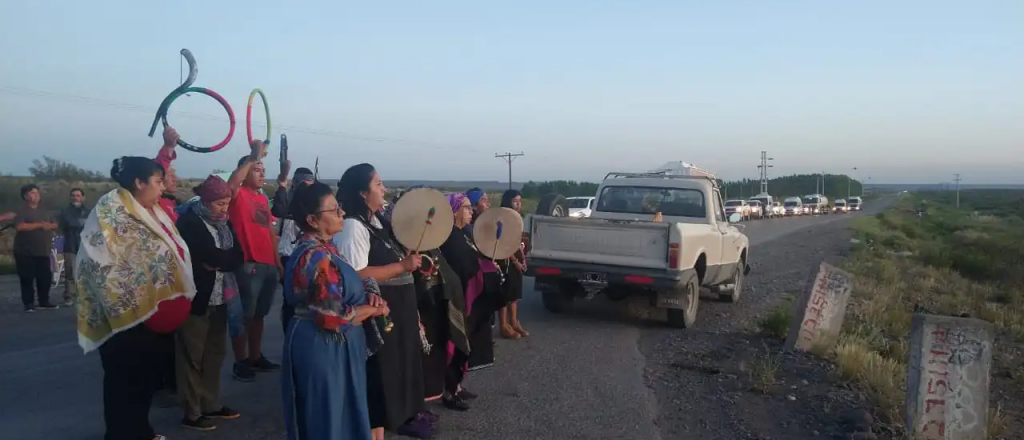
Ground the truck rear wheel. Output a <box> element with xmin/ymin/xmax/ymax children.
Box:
<box><xmin>536</xmin><ymin>193</ymin><xmax>569</xmax><ymax>217</ymax></box>
<box><xmin>542</xmin><ymin>290</ymin><xmax>574</xmax><ymax>313</ymax></box>
<box><xmin>666</xmin><ymin>273</ymin><xmax>699</xmax><ymax>328</ymax></box>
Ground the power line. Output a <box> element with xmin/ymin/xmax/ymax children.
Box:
<box><xmin>0</xmin><ymin>85</ymin><xmax>488</xmax><ymax>154</ymax></box>
<box><xmin>495</xmin><ymin>152</ymin><xmax>525</xmax><ymax>190</ymax></box>
<box><xmin>756</xmin><ymin>151</ymin><xmax>773</xmax><ymax>195</ymax></box>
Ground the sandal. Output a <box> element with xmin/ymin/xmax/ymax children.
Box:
<box><xmin>500</xmin><ymin>325</ymin><xmax>521</xmax><ymax>339</ymax></box>
<box><xmin>512</xmin><ymin>321</ymin><xmax>530</xmax><ymax>337</ymax></box>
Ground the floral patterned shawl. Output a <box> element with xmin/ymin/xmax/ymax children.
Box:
<box><xmin>75</xmin><ymin>188</ymin><xmax>196</xmax><ymax>353</ymax></box>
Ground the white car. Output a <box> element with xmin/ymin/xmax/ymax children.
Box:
<box><xmin>566</xmin><ymin>196</ymin><xmax>596</xmax><ymax>218</ymax></box>
<box><xmin>833</xmin><ymin>199</ymin><xmax>849</xmax><ymax>213</ymax></box>
<box><xmin>723</xmin><ymin>200</ymin><xmax>751</xmax><ymax>220</ymax></box>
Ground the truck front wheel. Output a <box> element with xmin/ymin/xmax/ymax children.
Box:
<box><xmin>666</xmin><ymin>273</ymin><xmax>700</xmax><ymax>328</ymax></box>
<box><xmin>718</xmin><ymin>259</ymin><xmax>745</xmax><ymax>303</ymax></box>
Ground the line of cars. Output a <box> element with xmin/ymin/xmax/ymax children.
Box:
<box><xmin>722</xmin><ymin>194</ymin><xmax>864</xmax><ymax>221</ymax></box>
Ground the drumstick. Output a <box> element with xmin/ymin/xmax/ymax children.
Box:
<box><xmin>491</xmin><ymin>220</ymin><xmax>503</xmax><ymax>260</ymax></box>
<box><xmin>412</xmin><ymin>207</ymin><xmax>435</xmax><ymax>253</ymax></box>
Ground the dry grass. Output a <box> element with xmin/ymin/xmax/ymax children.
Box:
<box><xmin>749</xmin><ymin>352</ymin><xmax>782</xmax><ymax>394</ymax></box>
<box><xmin>832</xmin><ymin>193</ymin><xmax>1024</xmax><ymax>438</ymax></box>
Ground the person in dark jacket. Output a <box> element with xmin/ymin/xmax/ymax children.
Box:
<box><xmin>174</xmin><ymin>174</ymin><xmax>245</xmax><ymax>431</ymax></box>
<box><xmin>57</xmin><ymin>188</ymin><xmax>89</xmax><ymax>306</ymax></box>
<box><xmin>272</xmin><ymin>167</ymin><xmax>315</xmax><ymax>332</ymax></box>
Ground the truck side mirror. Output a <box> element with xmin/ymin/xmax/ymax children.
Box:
<box><xmin>728</xmin><ymin>213</ymin><xmax>742</xmax><ymax>223</ymax></box>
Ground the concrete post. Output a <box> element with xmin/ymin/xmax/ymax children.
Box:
<box><xmin>905</xmin><ymin>314</ymin><xmax>994</xmax><ymax>440</ymax></box>
<box><xmin>785</xmin><ymin>261</ymin><xmax>854</xmax><ymax>352</ymax></box>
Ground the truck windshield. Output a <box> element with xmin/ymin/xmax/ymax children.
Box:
<box><xmin>803</xmin><ymin>197</ymin><xmax>819</xmax><ymax>204</ymax></box>
<box><xmin>784</xmin><ymin>201</ymin><xmax>799</xmax><ymax>207</ymax></box>
<box><xmin>835</xmin><ymin>201</ymin><xmax>846</xmax><ymax>206</ymax></box>
<box><xmin>724</xmin><ymin>200</ymin><xmax>743</xmax><ymax>207</ymax></box>
<box><xmin>751</xmin><ymin>197</ymin><xmax>769</xmax><ymax>206</ymax></box>
<box><xmin>597</xmin><ymin>186</ymin><xmax>706</xmax><ymax>218</ymax></box>
<box><xmin>567</xmin><ymin>198</ymin><xmax>590</xmax><ymax>208</ymax></box>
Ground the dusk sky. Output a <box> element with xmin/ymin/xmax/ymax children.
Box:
<box><xmin>1</xmin><ymin>1</ymin><xmax>1021</xmax><ymax>184</ymax></box>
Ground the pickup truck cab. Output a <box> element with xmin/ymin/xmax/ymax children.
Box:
<box><xmin>525</xmin><ymin>169</ymin><xmax>751</xmax><ymax>328</ymax></box>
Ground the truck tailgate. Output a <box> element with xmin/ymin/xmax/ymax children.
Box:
<box><xmin>529</xmin><ymin>216</ymin><xmax>670</xmax><ymax>270</ymax></box>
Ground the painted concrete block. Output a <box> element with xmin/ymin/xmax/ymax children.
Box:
<box><xmin>785</xmin><ymin>261</ymin><xmax>854</xmax><ymax>352</ymax></box>
<box><xmin>905</xmin><ymin>313</ymin><xmax>994</xmax><ymax>440</ymax></box>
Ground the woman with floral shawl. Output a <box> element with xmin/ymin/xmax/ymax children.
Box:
<box><xmin>281</xmin><ymin>181</ymin><xmax>390</xmax><ymax>440</ymax></box>
<box><xmin>76</xmin><ymin>156</ymin><xmax>196</xmax><ymax>440</ymax></box>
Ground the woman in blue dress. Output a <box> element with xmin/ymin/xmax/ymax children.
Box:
<box><xmin>281</xmin><ymin>181</ymin><xmax>390</xmax><ymax>440</ymax></box>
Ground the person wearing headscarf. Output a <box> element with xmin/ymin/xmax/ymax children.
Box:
<box><xmin>463</xmin><ymin>188</ymin><xmax>489</xmax><ymax>237</ymax></box>
<box><xmin>174</xmin><ymin>175</ymin><xmax>245</xmax><ymax>431</ymax></box>
<box><xmin>437</xmin><ymin>192</ymin><xmax>503</xmax><ymax>409</ymax></box>
<box><xmin>387</xmin><ymin>187</ymin><xmax>470</xmax><ymax>405</ymax></box>
<box><xmin>77</xmin><ymin>156</ymin><xmax>196</xmax><ymax>440</ymax></box>
<box><xmin>496</xmin><ymin>189</ymin><xmax>529</xmax><ymax>339</ymax></box>
<box><xmin>333</xmin><ymin>163</ymin><xmax>434</xmax><ymax>440</ymax></box>
<box><xmin>281</xmin><ymin>181</ymin><xmax>389</xmax><ymax>440</ymax></box>
<box><xmin>273</xmin><ymin>167</ymin><xmax>316</xmax><ymax>331</ymax></box>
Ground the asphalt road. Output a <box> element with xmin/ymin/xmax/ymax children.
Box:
<box><xmin>0</xmin><ymin>208</ymin><xmax>876</xmax><ymax>440</ymax></box>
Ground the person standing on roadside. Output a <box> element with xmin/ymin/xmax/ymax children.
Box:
<box><xmin>57</xmin><ymin>188</ymin><xmax>89</xmax><ymax>306</ymax></box>
<box><xmin>155</xmin><ymin>126</ymin><xmax>181</xmax><ymax>221</ymax></box>
<box><xmin>272</xmin><ymin>166</ymin><xmax>315</xmax><ymax>331</ymax></box>
<box><xmin>227</xmin><ymin>140</ymin><xmax>283</xmax><ymax>381</ymax></box>
<box><xmin>14</xmin><ymin>184</ymin><xmax>59</xmax><ymax>312</ymax></box>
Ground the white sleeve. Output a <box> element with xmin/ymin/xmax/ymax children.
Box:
<box><xmin>333</xmin><ymin>218</ymin><xmax>371</xmax><ymax>271</ymax></box>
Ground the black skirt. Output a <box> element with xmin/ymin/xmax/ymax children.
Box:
<box><xmin>418</xmin><ymin>284</ymin><xmax>447</xmax><ymax>400</ymax></box>
<box><xmin>366</xmin><ymin>282</ymin><xmax>425</xmax><ymax>430</ymax></box>
<box><xmin>468</xmin><ymin>272</ymin><xmax>501</xmax><ymax>371</ymax></box>
<box><xmin>501</xmin><ymin>266</ymin><xmax>524</xmax><ymax>304</ymax></box>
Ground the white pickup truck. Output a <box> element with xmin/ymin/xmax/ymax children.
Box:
<box><xmin>525</xmin><ymin>169</ymin><xmax>751</xmax><ymax>328</ymax></box>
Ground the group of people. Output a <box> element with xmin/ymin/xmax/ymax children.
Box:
<box><xmin>23</xmin><ymin>126</ymin><xmax>531</xmax><ymax>440</ymax></box>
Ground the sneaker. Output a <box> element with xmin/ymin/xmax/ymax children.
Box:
<box><xmin>456</xmin><ymin>388</ymin><xmax>478</xmax><ymax>400</ymax></box>
<box><xmin>396</xmin><ymin>417</ymin><xmax>435</xmax><ymax>438</ymax></box>
<box><xmin>250</xmin><ymin>355</ymin><xmax>280</xmax><ymax>372</ymax></box>
<box><xmin>24</xmin><ymin>306</ymin><xmax>35</xmax><ymax>313</ymax></box>
<box><xmin>203</xmin><ymin>407</ymin><xmax>241</xmax><ymax>420</ymax></box>
<box><xmin>181</xmin><ymin>416</ymin><xmax>217</xmax><ymax>431</ymax></box>
<box><xmin>37</xmin><ymin>303</ymin><xmax>59</xmax><ymax>310</ymax></box>
<box><xmin>441</xmin><ymin>393</ymin><xmax>470</xmax><ymax>412</ymax></box>
<box><xmin>232</xmin><ymin>361</ymin><xmax>256</xmax><ymax>382</ymax></box>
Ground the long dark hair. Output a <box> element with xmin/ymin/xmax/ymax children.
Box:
<box><xmin>110</xmin><ymin>156</ymin><xmax>165</xmax><ymax>194</ymax></box>
<box><xmin>336</xmin><ymin>163</ymin><xmax>376</xmax><ymax>222</ymax></box>
<box><xmin>500</xmin><ymin>189</ymin><xmax>521</xmax><ymax>209</ymax></box>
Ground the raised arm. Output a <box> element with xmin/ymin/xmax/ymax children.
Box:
<box><xmin>154</xmin><ymin>126</ymin><xmax>179</xmax><ymax>171</ymax></box>
<box><xmin>0</xmin><ymin>212</ymin><xmax>15</xmax><ymax>222</ymax></box>
<box><xmin>227</xmin><ymin>140</ymin><xmax>266</xmax><ymax>198</ymax></box>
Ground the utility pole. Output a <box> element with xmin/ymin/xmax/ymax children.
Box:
<box><xmin>953</xmin><ymin>173</ymin><xmax>961</xmax><ymax>208</ymax></box>
<box><xmin>756</xmin><ymin>151</ymin><xmax>774</xmax><ymax>195</ymax></box>
<box><xmin>848</xmin><ymin>166</ymin><xmax>857</xmax><ymax>199</ymax></box>
<box><xmin>495</xmin><ymin>152</ymin><xmax>525</xmax><ymax>190</ymax></box>
<box><xmin>821</xmin><ymin>170</ymin><xmax>826</xmax><ymax>195</ymax></box>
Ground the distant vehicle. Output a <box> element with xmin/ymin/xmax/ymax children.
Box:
<box><xmin>749</xmin><ymin>194</ymin><xmax>775</xmax><ymax>218</ymax></box>
<box><xmin>802</xmin><ymin>194</ymin><xmax>829</xmax><ymax>215</ymax></box>
<box><xmin>566</xmin><ymin>196</ymin><xmax>596</xmax><ymax>218</ymax></box>
<box><xmin>723</xmin><ymin>200</ymin><xmax>751</xmax><ymax>221</ymax></box>
<box><xmin>771</xmin><ymin>201</ymin><xmax>784</xmax><ymax>217</ymax></box>
<box><xmin>746</xmin><ymin>200</ymin><xmax>764</xmax><ymax>219</ymax></box>
<box><xmin>833</xmin><ymin>199</ymin><xmax>849</xmax><ymax>213</ymax></box>
<box><xmin>848</xmin><ymin>196</ymin><xmax>863</xmax><ymax>211</ymax></box>
<box><xmin>783</xmin><ymin>197</ymin><xmax>803</xmax><ymax>216</ymax></box>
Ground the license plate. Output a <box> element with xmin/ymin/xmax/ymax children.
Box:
<box><xmin>582</xmin><ymin>272</ymin><xmax>607</xmax><ymax>283</ymax></box>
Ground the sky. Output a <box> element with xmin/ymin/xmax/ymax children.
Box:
<box><xmin>1</xmin><ymin>1</ymin><xmax>1022</xmax><ymax>184</ymax></box>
